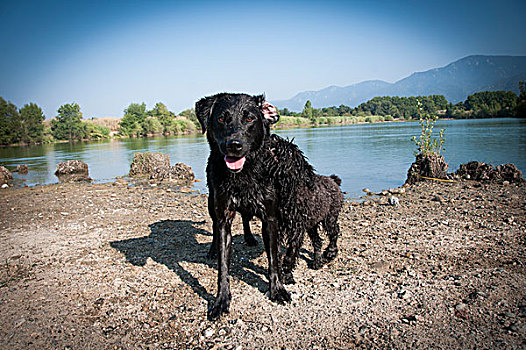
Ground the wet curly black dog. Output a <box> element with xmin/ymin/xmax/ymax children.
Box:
<box><xmin>196</xmin><ymin>93</ymin><xmax>343</xmax><ymax>321</ymax></box>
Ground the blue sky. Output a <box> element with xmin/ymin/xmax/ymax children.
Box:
<box><xmin>1</xmin><ymin>0</ymin><xmax>525</xmax><ymax>117</ymax></box>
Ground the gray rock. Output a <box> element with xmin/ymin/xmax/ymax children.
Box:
<box><xmin>203</xmin><ymin>326</ymin><xmax>216</xmax><ymax>338</ymax></box>
<box><xmin>388</xmin><ymin>196</ymin><xmax>400</xmax><ymax>206</ymax></box>
<box><xmin>15</xmin><ymin>164</ymin><xmax>28</xmax><ymax>174</ymax></box>
<box><xmin>0</xmin><ymin>165</ymin><xmax>13</xmax><ymax>185</ymax></box>
<box><xmin>431</xmin><ymin>195</ymin><xmax>443</xmax><ymax>202</ymax></box>
<box><xmin>130</xmin><ymin>152</ymin><xmax>194</xmax><ymax>182</ymax></box>
<box><xmin>55</xmin><ymin>160</ymin><xmax>91</xmax><ymax>183</ymax></box>
<box><xmin>129</xmin><ymin>152</ymin><xmax>170</xmax><ymax>177</ymax></box>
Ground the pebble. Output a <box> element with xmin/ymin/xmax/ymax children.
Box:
<box><xmin>388</xmin><ymin>196</ymin><xmax>399</xmax><ymax>206</ymax></box>
<box><xmin>398</xmin><ymin>289</ymin><xmax>411</xmax><ymax>299</ymax></box>
<box><xmin>203</xmin><ymin>327</ymin><xmax>215</xmax><ymax>338</ymax></box>
<box><xmin>389</xmin><ymin>188</ymin><xmax>405</xmax><ymax>195</ymax></box>
<box><xmin>358</xmin><ymin>325</ymin><xmax>368</xmax><ymax>334</ymax></box>
<box><xmin>401</xmin><ymin>315</ymin><xmax>417</xmax><ymax>324</ymax></box>
<box><xmin>455</xmin><ymin>303</ymin><xmax>468</xmax><ymax>319</ymax></box>
<box><xmin>431</xmin><ymin>195</ymin><xmax>443</xmax><ymax>202</ymax></box>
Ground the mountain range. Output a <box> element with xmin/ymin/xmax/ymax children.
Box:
<box><xmin>272</xmin><ymin>55</ymin><xmax>526</xmax><ymax>111</ymax></box>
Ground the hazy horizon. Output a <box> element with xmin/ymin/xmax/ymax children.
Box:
<box><xmin>1</xmin><ymin>0</ymin><xmax>525</xmax><ymax>118</ymax></box>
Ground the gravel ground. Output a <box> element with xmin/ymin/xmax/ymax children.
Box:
<box><xmin>0</xmin><ymin>179</ymin><xmax>525</xmax><ymax>349</ymax></box>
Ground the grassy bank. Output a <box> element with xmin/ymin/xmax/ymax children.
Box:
<box><xmin>274</xmin><ymin>115</ymin><xmax>396</xmax><ymax>128</ymax></box>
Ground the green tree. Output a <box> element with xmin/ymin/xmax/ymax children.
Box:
<box><xmin>515</xmin><ymin>81</ymin><xmax>526</xmax><ymax>117</ymax></box>
<box><xmin>19</xmin><ymin>103</ymin><xmax>45</xmax><ymax>143</ymax></box>
<box><xmin>84</xmin><ymin>122</ymin><xmax>110</xmax><ymax>139</ymax></box>
<box><xmin>51</xmin><ymin>103</ymin><xmax>86</xmax><ymax>141</ymax></box>
<box><xmin>149</xmin><ymin>102</ymin><xmax>176</xmax><ymax>132</ymax></box>
<box><xmin>142</xmin><ymin>117</ymin><xmax>163</xmax><ymax>134</ymax></box>
<box><xmin>280</xmin><ymin>107</ymin><xmax>291</xmax><ymax>116</ymax></box>
<box><xmin>302</xmin><ymin>100</ymin><xmax>314</xmax><ymax>121</ymax></box>
<box><xmin>464</xmin><ymin>91</ymin><xmax>518</xmax><ymax>117</ymax></box>
<box><xmin>120</xmin><ymin>102</ymin><xmax>147</xmax><ymax>136</ymax></box>
<box><xmin>0</xmin><ymin>97</ymin><xmax>21</xmax><ymax>145</ymax></box>
<box><xmin>179</xmin><ymin>108</ymin><xmax>200</xmax><ymax>130</ymax></box>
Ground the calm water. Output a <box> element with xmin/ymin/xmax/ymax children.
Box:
<box><xmin>1</xmin><ymin>118</ymin><xmax>525</xmax><ymax>198</ymax></box>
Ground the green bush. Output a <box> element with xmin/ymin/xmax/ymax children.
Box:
<box><xmin>317</xmin><ymin>117</ymin><xmax>328</xmax><ymax>125</ymax></box>
<box><xmin>84</xmin><ymin>121</ymin><xmax>110</xmax><ymax>139</ymax></box>
<box><xmin>143</xmin><ymin>117</ymin><xmax>163</xmax><ymax>135</ymax></box>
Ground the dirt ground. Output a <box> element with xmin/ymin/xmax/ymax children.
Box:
<box><xmin>0</xmin><ymin>179</ymin><xmax>525</xmax><ymax>349</ymax></box>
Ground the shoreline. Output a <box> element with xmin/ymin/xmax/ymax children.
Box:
<box><xmin>1</xmin><ymin>116</ymin><xmax>523</xmax><ymax>148</ymax></box>
<box><xmin>1</xmin><ymin>179</ymin><xmax>525</xmax><ymax>348</ymax></box>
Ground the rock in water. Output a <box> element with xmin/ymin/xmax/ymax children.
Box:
<box><xmin>406</xmin><ymin>153</ymin><xmax>449</xmax><ymax>185</ymax></box>
<box><xmin>456</xmin><ymin>161</ymin><xmax>525</xmax><ymax>184</ymax></box>
<box><xmin>55</xmin><ymin>160</ymin><xmax>91</xmax><ymax>183</ymax></box>
<box><xmin>130</xmin><ymin>152</ymin><xmax>194</xmax><ymax>183</ymax></box>
<box><xmin>129</xmin><ymin>152</ymin><xmax>170</xmax><ymax>177</ymax></box>
<box><xmin>0</xmin><ymin>165</ymin><xmax>13</xmax><ymax>185</ymax></box>
<box><xmin>15</xmin><ymin>164</ymin><xmax>29</xmax><ymax>174</ymax></box>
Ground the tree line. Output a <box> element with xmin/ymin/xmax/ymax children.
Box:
<box><xmin>0</xmin><ymin>99</ymin><xmax>199</xmax><ymax>145</ymax></box>
<box><xmin>118</xmin><ymin>102</ymin><xmax>198</xmax><ymax>137</ymax></box>
<box><xmin>1</xmin><ymin>82</ymin><xmax>525</xmax><ymax>146</ymax></box>
<box><xmin>284</xmin><ymin>83</ymin><xmax>526</xmax><ymax>120</ymax></box>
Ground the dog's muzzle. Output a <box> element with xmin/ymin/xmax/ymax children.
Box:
<box><xmin>224</xmin><ymin>139</ymin><xmax>246</xmax><ymax>172</ymax></box>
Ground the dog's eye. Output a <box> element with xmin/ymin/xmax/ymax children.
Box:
<box><xmin>246</xmin><ymin>117</ymin><xmax>254</xmax><ymax>123</ymax></box>
<box><xmin>218</xmin><ymin>117</ymin><xmax>224</xmax><ymax>123</ymax></box>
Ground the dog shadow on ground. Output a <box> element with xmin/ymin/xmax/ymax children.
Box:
<box><xmin>110</xmin><ymin>220</ymin><xmax>270</xmax><ymax>305</ymax></box>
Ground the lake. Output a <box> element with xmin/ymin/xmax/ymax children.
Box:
<box><xmin>1</xmin><ymin>118</ymin><xmax>525</xmax><ymax>198</ymax></box>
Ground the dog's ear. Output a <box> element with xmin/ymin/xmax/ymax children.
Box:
<box><xmin>256</xmin><ymin>95</ymin><xmax>279</xmax><ymax>124</ymax></box>
<box><xmin>195</xmin><ymin>96</ymin><xmax>217</xmax><ymax>133</ymax></box>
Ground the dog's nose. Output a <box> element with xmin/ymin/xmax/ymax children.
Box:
<box><xmin>226</xmin><ymin>139</ymin><xmax>243</xmax><ymax>152</ymax></box>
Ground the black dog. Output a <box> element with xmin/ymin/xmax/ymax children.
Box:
<box><xmin>196</xmin><ymin>93</ymin><xmax>343</xmax><ymax>320</ymax></box>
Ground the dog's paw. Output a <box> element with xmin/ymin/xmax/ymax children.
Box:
<box><xmin>207</xmin><ymin>297</ymin><xmax>230</xmax><ymax>321</ymax></box>
<box><xmin>244</xmin><ymin>234</ymin><xmax>258</xmax><ymax>247</ymax></box>
<box><xmin>270</xmin><ymin>286</ymin><xmax>291</xmax><ymax>304</ymax></box>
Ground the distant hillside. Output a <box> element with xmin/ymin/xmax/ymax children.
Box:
<box><xmin>273</xmin><ymin>55</ymin><xmax>526</xmax><ymax>111</ymax></box>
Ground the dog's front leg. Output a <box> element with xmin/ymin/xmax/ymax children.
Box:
<box><xmin>262</xmin><ymin>215</ymin><xmax>291</xmax><ymax>304</ymax></box>
<box><xmin>208</xmin><ymin>208</ymin><xmax>235</xmax><ymax>321</ymax></box>
<box><xmin>206</xmin><ymin>193</ymin><xmax>218</xmax><ymax>259</ymax></box>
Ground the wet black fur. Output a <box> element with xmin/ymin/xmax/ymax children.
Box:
<box><xmin>196</xmin><ymin>93</ymin><xmax>343</xmax><ymax>321</ymax></box>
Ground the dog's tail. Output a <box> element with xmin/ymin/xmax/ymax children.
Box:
<box><xmin>330</xmin><ymin>174</ymin><xmax>342</xmax><ymax>186</ymax></box>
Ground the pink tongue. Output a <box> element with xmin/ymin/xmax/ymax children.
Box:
<box><xmin>224</xmin><ymin>156</ymin><xmax>246</xmax><ymax>170</ymax></box>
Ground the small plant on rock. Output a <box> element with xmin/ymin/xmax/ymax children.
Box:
<box><xmin>412</xmin><ymin>101</ymin><xmax>445</xmax><ymax>157</ymax></box>
<box><xmin>406</xmin><ymin>100</ymin><xmax>448</xmax><ymax>184</ymax></box>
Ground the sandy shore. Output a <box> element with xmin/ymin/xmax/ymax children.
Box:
<box><xmin>0</xmin><ymin>179</ymin><xmax>525</xmax><ymax>349</ymax></box>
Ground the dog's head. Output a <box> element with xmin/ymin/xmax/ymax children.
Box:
<box><xmin>195</xmin><ymin>93</ymin><xmax>279</xmax><ymax>173</ymax></box>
